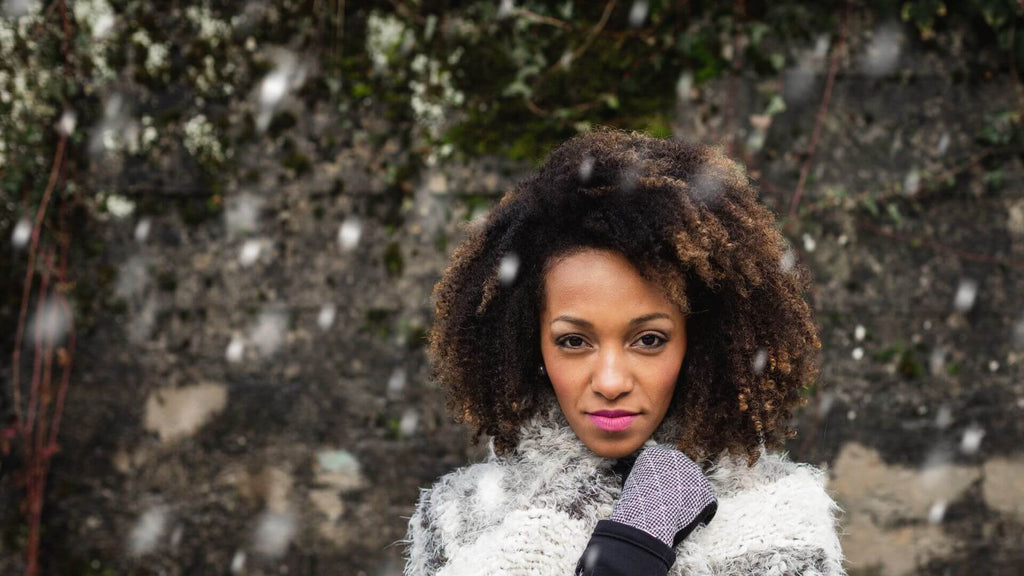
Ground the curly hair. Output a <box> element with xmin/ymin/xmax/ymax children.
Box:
<box><xmin>427</xmin><ymin>127</ymin><xmax>821</xmax><ymax>466</ymax></box>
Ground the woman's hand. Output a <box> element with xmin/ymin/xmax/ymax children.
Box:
<box><xmin>609</xmin><ymin>443</ymin><xmax>718</xmax><ymax>547</ymax></box>
<box><xmin>573</xmin><ymin>444</ymin><xmax>719</xmax><ymax>575</ymax></box>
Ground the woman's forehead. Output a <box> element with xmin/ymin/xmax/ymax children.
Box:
<box><xmin>541</xmin><ymin>250</ymin><xmax>680</xmax><ymax>318</ymax></box>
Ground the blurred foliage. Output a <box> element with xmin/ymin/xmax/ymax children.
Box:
<box><xmin>0</xmin><ymin>0</ymin><xmax>1020</xmax><ymax>332</ymax></box>
<box><xmin>2</xmin><ymin>0</ymin><xmax>1022</xmax><ymax>212</ymax></box>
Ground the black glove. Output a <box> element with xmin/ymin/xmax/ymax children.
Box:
<box><xmin>574</xmin><ymin>444</ymin><xmax>718</xmax><ymax>576</ymax></box>
<box><xmin>610</xmin><ymin>443</ymin><xmax>718</xmax><ymax>547</ymax></box>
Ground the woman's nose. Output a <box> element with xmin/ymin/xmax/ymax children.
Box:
<box><xmin>590</xmin><ymin>352</ymin><xmax>633</xmax><ymax>399</ymax></box>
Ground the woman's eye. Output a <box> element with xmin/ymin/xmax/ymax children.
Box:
<box><xmin>637</xmin><ymin>334</ymin><xmax>667</xmax><ymax>348</ymax></box>
<box><xmin>557</xmin><ymin>335</ymin><xmax>587</xmax><ymax>349</ymax></box>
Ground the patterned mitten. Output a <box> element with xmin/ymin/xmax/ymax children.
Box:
<box><xmin>609</xmin><ymin>443</ymin><xmax>718</xmax><ymax>547</ymax></box>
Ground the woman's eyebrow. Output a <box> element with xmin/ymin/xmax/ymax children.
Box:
<box><xmin>550</xmin><ymin>313</ymin><xmax>672</xmax><ymax>328</ymax></box>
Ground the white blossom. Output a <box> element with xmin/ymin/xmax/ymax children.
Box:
<box><xmin>186</xmin><ymin>5</ymin><xmax>231</xmax><ymax>48</ymax></box>
<box><xmin>183</xmin><ymin>114</ymin><xmax>226</xmax><ymax>164</ymax></box>
<box><xmin>366</xmin><ymin>11</ymin><xmax>407</xmax><ymax>72</ymax></box>
<box><xmin>106</xmin><ymin>194</ymin><xmax>135</xmax><ymax>219</ymax></box>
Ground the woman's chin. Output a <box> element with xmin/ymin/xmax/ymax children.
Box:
<box><xmin>585</xmin><ymin>437</ymin><xmax>646</xmax><ymax>459</ymax></box>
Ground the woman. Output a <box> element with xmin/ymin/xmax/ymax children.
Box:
<box><xmin>401</xmin><ymin>128</ymin><xmax>847</xmax><ymax>575</ymax></box>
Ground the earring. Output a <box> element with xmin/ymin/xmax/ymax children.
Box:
<box><xmin>538</xmin><ymin>364</ymin><xmax>546</xmax><ymax>376</ymax></box>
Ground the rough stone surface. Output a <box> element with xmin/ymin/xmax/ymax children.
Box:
<box><xmin>1</xmin><ymin>11</ymin><xmax>1021</xmax><ymax>576</ymax></box>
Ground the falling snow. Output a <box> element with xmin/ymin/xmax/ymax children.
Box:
<box><xmin>317</xmin><ymin>303</ymin><xmax>337</xmax><ymax>331</ymax></box>
<box><xmin>497</xmin><ymin>0</ymin><xmax>515</xmax><ymax>19</ymax></box>
<box><xmin>252</xmin><ymin>510</ymin><xmax>297</xmax><ymax>557</ymax></box>
<box><xmin>779</xmin><ymin>249</ymin><xmax>796</xmax><ymax>273</ymax></box>
<box><xmin>338</xmin><ymin>216</ymin><xmax>363</xmax><ymax>251</ymax></box>
<box><xmin>578</xmin><ymin>156</ymin><xmax>595</xmax><ymax>183</ymax></box>
<box><xmin>1013</xmin><ymin>312</ymin><xmax>1024</xmax><ymax>348</ymax></box>
<box><xmin>802</xmin><ymin>233</ymin><xmax>817</xmax><ymax>253</ymax></box>
<box><xmin>860</xmin><ymin>22</ymin><xmax>903</xmax><ymax>77</ymax></box>
<box><xmin>27</xmin><ymin>298</ymin><xmax>70</xmax><ymax>344</ymax></box>
<box><xmin>960</xmin><ymin>425</ymin><xmax>985</xmax><ymax>455</ymax></box>
<box><xmin>929</xmin><ymin>347</ymin><xmax>945</xmax><ymax>376</ymax></box>
<box><xmin>249</xmin><ymin>308</ymin><xmax>288</xmax><ymax>357</ymax></box>
<box><xmin>239</xmin><ymin>239</ymin><xmax>265</xmax><ymax>266</ymax></box>
<box><xmin>225</xmin><ymin>192</ymin><xmax>264</xmax><ymax>236</ymax></box>
<box><xmin>1</xmin><ymin>0</ymin><xmax>37</xmax><ymax>18</ymax></box>
<box><xmin>134</xmin><ymin>217</ymin><xmax>151</xmax><ymax>242</ymax></box>
<box><xmin>57</xmin><ymin>108</ymin><xmax>76</xmax><ymax>136</ymax></box>
<box><xmin>11</xmin><ymin>216</ymin><xmax>30</xmax><ymax>248</ymax></box>
<box><xmin>953</xmin><ymin>279</ymin><xmax>978</xmax><ymax>312</ymax></box>
<box><xmin>128</xmin><ymin>505</ymin><xmax>169</xmax><ymax>556</ymax></box>
<box><xmin>817</xmin><ymin>392</ymin><xmax>835</xmax><ymax>419</ymax></box>
<box><xmin>628</xmin><ymin>1</ymin><xmax>648</xmax><ymax>27</ymax></box>
<box><xmin>170</xmin><ymin>524</ymin><xmax>183</xmax><ymax>547</ymax></box>
<box><xmin>225</xmin><ymin>334</ymin><xmax>245</xmax><ymax>363</ymax></box>
<box><xmin>399</xmin><ymin>408</ymin><xmax>420</xmax><ymax>437</ymax></box>
<box><xmin>903</xmin><ymin>169</ymin><xmax>921</xmax><ymax>196</ymax></box>
<box><xmin>230</xmin><ymin>550</ymin><xmax>246</xmax><ymax>574</ymax></box>
<box><xmin>498</xmin><ymin>252</ymin><xmax>520</xmax><ymax>285</ymax></box>
<box><xmin>689</xmin><ymin>164</ymin><xmax>728</xmax><ymax>207</ymax></box>
<box><xmin>751</xmin><ymin>348</ymin><xmax>768</xmax><ymax>374</ymax></box>
<box><xmin>675</xmin><ymin>71</ymin><xmax>693</xmax><ymax>102</ymax></box>
<box><xmin>387</xmin><ymin>367</ymin><xmax>407</xmax><ymax>398</ymax></box>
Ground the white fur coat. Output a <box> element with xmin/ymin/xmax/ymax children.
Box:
<box><xmin>401</xmin><ymin>393</ymin><xmax>847</xmax><ymax>575</ymax></box>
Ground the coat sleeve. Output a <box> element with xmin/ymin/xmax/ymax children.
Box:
<box><xmin>401</xmin><ymin>478</ymin><xmax>593</xmax><ymax>576</ymax></box>
<box><xmin>401</xmin><ymin>486</ymin><xmax>449</xmax><ymax>576</ymax></box>
<box><xmin>671</xmin><ymin>462</ymin><xmax>848</xmax><ymax>576</ymax></box>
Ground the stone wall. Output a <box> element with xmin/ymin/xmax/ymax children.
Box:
<box><xmin>1</xmin><ymin>3</ymin><xmax>1022</xmax><ymax>575</ymax></box>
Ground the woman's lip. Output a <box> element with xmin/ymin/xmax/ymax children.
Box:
<box><xmin>587</xmin><ymin>413</ymin><xmax>638</xmax><ymax>432</ymax></box>
<box><xmin>589</xmin><ymin>410</ymin><xmax>639</xmax><ymax>417</ymax></box>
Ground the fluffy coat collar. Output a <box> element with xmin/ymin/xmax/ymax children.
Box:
<box><xmin>403</xmin><ymin>393</ymin><xmax>847</xmax><ymax>575</ymax></box>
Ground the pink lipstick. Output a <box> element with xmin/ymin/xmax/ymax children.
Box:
<box><xmin>587</xmin><ymin>410</ymin><xmax>639</xmax><ymax>432</ymax></box>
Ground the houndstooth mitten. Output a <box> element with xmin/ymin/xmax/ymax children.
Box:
<box><xmin>609</xmin><ymin>443</ymin><xmax>718</xmax><ymax>548</ymax></box>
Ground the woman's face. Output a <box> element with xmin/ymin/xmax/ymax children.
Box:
<box><xmin>539</xmin><ymin>248</ymin><xmax>687</xmax><ymax>459</ymax></box>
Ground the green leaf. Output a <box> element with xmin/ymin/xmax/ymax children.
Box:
<box><xmin>765</xmin><ymin>94</ymin><xmax>787</xmax><ymax>116</ymax></box>
<box><xmin>886</xmin><ymin>203</ymin><xmax>903</xmax><ymax>223</ymax></box>
<box><xmin>862</xmin><ymin>196</ymin><xmax>879</xmax><ymax>216</ymax></box>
